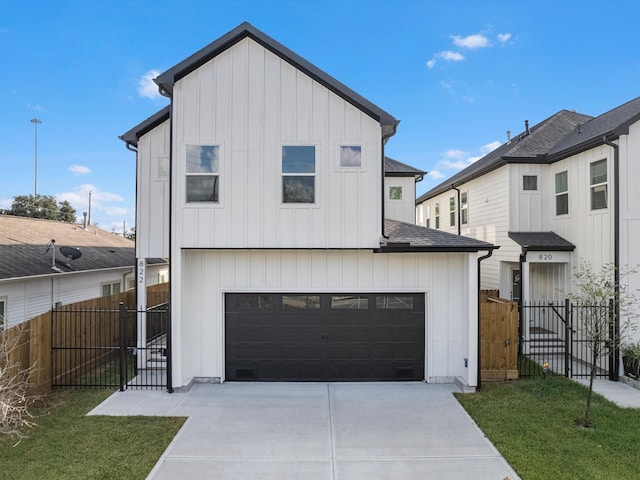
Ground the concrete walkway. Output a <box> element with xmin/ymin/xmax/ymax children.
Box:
<box><xmin>89</xmin><ymin>382</ymin><xmax>521</xmax><ymax>480</ymax></box>
<box><xmin>575</xmin><ymin>378</ymin><xmax>640</xmax><ymax>408</ymax></box>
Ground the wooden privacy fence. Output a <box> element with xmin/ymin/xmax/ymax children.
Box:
<box><xmin>481</xmin><ymin>292</ymin><xmax>519</xmax><ymax>382</ymax></box>
<box><xmin>0</xmin><ymin>283</ymin><xmax>168</xmax><ymax>395</ymax></box>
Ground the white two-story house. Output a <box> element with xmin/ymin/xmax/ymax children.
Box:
<box><xmin>416</xmin><ymin>97</ymin><xmax>640</xmax><ymax>344</ymax></box>
<box><xmin>121</xmin><ymin>22</ymin><xmax>495</xmax><ymax>390</ymax></box>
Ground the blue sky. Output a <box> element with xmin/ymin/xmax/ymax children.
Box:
<box><xmin>1</xmin><ymin>0</ymin><xmax>639</xmax><ymax>232</ymax></box>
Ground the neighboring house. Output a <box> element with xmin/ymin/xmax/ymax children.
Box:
<box><xmin>0</xmin><ymin>215</ymin><xmax>168</xmax><ymax>329</ymax></box>
<box><xmin>416</xmin><ymin>97</ymin><xmax>640</xmax><ymax>342</ymax></box>
<box><xmin>121</xmin><ymin>22</ymin><xmax>495</xmax><ymax>390</ymax></box>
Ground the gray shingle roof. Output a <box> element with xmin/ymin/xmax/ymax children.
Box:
<box><xmin>548</xmin><ymin>96</ymin><xmax>640</xmax><ymax>159</ymax></box>
<box><xmin>508</xmin><ymin>231</ymin><xmax>575</xmax><ymax>251</ymax></box>
<box><xmin>120</xmin><ymin>106</ymin><xmax>170</xmax><ymax>148</ymax></box>
<box><xmin>154</xmin><ymin>22</ymin><xmax>399</xmax><ymax>139</ymax></box>
<box><xmin>384</xmin><ymin>157</ymin><xmax>426</xmax><ymax>178</ymax></box>
<box><xmin>417</xmin><ymin>110</ymin><xmax>592</xmax><ymax>203</ymax></box>
<box><xmin>0</xmin><ymin>216</ymin><xmax>166</xmax><ymax>281</ymax></box>
<box><xmin>379</xmin><ymin>219</ymin><xmax>496</xmax><ymax>252</ymax></box>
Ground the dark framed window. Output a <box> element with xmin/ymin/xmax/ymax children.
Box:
<box><xmin>186</xmin><ymin>145</ymin><xmax>219</xmax><ymax>203</ymax></box>
<box><xmin>435</xmin><ymin>203</ymin><xmax>440</xmax><ymax>229</ymax></box>
<box><xmin>331</xmin><ymin>296</ymin><xmax>369</xmax><ymax>309</ymax></box>
<box><xmin>389</xmin><ymin>186</ymin><xmax>402</xmax><ymax>200</ymax></box>
<box><xmin>449</xmin><ymin>196</ymin><xmax>455</xmax><ymax>227</ymax></box>
<box><xmin>590</xmin><ymin>159</ymin><xmax>607</xmax><ymax>210</ymax></box>
<box><xmin>376</xmin><ymin>295</ymin><xmax>414</xmax><ymax>309</ymax></box>
<box><xmin>555</xmin><ymin>171</ymin><xmax>568</xmax><ymax>215</ymax></box>
<box><xmin>282</xmin><ymin>295</ymin><xmax>320</xmax><ymax>309</ymax></box>
<box><xmin>461</xmin><ymin>192</ymin><xmax>468</xmax><ymax>225</ymax></box>
<box><xmin>282</xmin><ymin>146</ymin><xmax>315</xmax><ymax>203</ymax></box>
<box><xmin>237</xmin><ymin>295</ymin><xmax>276</xmax><ymax>309</ymax></box>
<box><xmin>523</xmin><ymin>175</ymin><xmax>537</xmax><ymax>191</ymax></box>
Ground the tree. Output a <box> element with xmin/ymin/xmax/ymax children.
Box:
<box><xmin>0</xmin><ymin>325</ymin><xmax>38</xmax><ymax>444</ymax></box>
<box><xmin>6</xmin><ymin>195</ymin><xmax>77</xmax><ymax>223</ymax></box>
<box><xmin>569</xmin><ymin>261</ymin><xmax>638</xmax><ymax>427</ymax></box>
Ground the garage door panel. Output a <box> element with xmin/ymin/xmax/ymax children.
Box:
<box><xmin>225</xmin><ymin>293</ymin><xmax>425</xmax><ymax>381</ymax></box>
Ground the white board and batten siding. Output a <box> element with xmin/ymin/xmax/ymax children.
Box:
<box><xmin>171</xmin><ymin>37</ymin><xmax>382</xmax><ymax>250</ymax></box>
<box><xmin>174</xmin><ymin>249</ymin><xmax>478</xmax><ymax>388</ymax></box>
<box><xmin>385</xmin><ymin>176</ymin><xmax>417</xmax><ymax>224</ymax></box>
<box><xmin>136</xmin><ymin>120</ymin><xmax>170</xmax><ymax>259</ymax></box>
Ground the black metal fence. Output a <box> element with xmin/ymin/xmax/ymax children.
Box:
<box><xmin>519</xmin><ymin>299</ymin><xmax>618</xmax><ymax>379</ymax></box>
<box><xmin>51</xmin><ymin>303</ymin><xmax>171</xmax><ymax>391</ymax></box>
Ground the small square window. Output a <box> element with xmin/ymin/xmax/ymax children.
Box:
<box><xmin>340</xmin><ymin>145</ymin><xmax>361</xmax><ymax>167</ymax></box>
<box><xmin>389</xmin><ymin>186</ymin><xmax>402</xmax><ymax>200</ymax></box>
<box><xmin>523</xmin><ymin>175</ymin><xmax>538</xmax><ymax>191</ymax></box>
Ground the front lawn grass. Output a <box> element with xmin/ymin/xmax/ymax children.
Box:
<box><xmin>455</xmin><ymin>375</ymin><xmax>640</xmax><ymax>480</ymax></box>
<box><xmin>0</xmin><ymin>388</ymin><xmax>185</xmax><ymax>480</ymax></box>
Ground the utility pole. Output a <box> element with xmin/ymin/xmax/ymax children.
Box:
<box><xmin>88</xmin><ymin>190</ymin><xmax>92</xmax><ymax>226</ymax></box>
<box><xmin>30</xmin><ymin>118</ymin><xmax>42</xmax><ymax>196</ymax></box>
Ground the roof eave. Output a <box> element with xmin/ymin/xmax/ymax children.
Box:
<box><xmin>375</xmin><ymin>245</ymin><xmax>497</xmax><ymax>253</ymax></box>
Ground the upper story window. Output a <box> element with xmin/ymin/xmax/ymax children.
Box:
<box><xmin>186</xmin><ymin>145</ymin><xmax>219</xmax><ymax>203</ymax></box>
<box><xmin>425</xmin><ymin>205</ymin><xmax>430</xmax><ymax>228</ymax></box>
<box><xmin>434</xmin><ymin>203</ymin><xmax>440</xmax><ymax>229</ymax></box>
<box><xmin>555</xmin><ymin>171</ymin><xmax>568</xmax><ymax>215</ymax></box>
<box><xmin>339</xmin><ymin>145</ymin><xmax>361</xmax><ymax>168</ymax></box>
<box><xmin>449</xmin><ymin>196</ymin><xmax>455</xmax><ymax>227</ymax></box>
<box><xmin>282</xmin><ymin>146</ymin><xmax>315</xmax><ymax>203</ymax></box>
<box><xmin>523</xmin><ymin>175</ymin><xmax>538</xmax><ymax>191</ymax></box>
<box><xmin>461</xmin><ymin>192</ymin><xmax>468</xmax><ymax>225</ymax></box>
<box><xmin>590</xmin><ymin>159</ymin><xmax>607</xmax><ymax>210</ymax></box>
<box><xmin>389</xmin><ymin>186</ymin><xmax>402</xmax><ymax>200</ymax></box>
<box><xmin>157</xmin><ymin>156</ymin><xmax>169</xmax><ymax>178</ymax></box>
<box><xmin>0</xmin><ymin>298</ymin><xmax>6</xmax><ymax>330</ymax></box>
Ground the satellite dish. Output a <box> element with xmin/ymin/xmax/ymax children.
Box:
<box><xmin>59</xmin><ymin>246</ymin><xmax>82</xmax><ymax>260</ymax></box>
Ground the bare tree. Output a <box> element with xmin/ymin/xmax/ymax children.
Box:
<box><xmin>0</xmin><ymin>325</ymin><xmax>38</xmax><ymax>444</ymax></box>
<box><xmin>569</xmin><ymin>261</ymin><xmax>638</xmax><ymax>427</ymax></box>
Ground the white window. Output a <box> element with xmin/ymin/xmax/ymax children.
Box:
<box><xmin>449</xmin><ymin>196</ymin><xmax>455</xmax><ymax>227</ymax></box>
<box><xmin>590</xmin><ymin>159</ymin><xmax>607</xmax><ymax>210</ymax></box>
<box><xmin>157</xmin><ymin>156</ymin><xmax>169</xmax><ymax>178</ymax></box>
<box><xmin>339</xmin><ymin>145</ymin><xmax>361</xmax><ymax>168</ymax></box>
<box><xmin>435</xmin><ymin>203</ymin><xmax>440</xmax><ymax>229</ymax></box>
<box><xmin>101</xmin><ymin>282</ymin><xmax>121</xmax><ymax>297</ymax></box>
<box><xmin>158</xmin><ymin>270</ymin><xmax>169</xmax><ymax>284</ymax></box>
<box><xmin>389</xmin><ymin>186</ymin><xmax>402</xmax><ymax>201</ymax></box>
<box><xmin>186</xmin><ymin>145</ymin><xmax>219</xmax><ymax>203</ymax></box>
<box><xmin>461</xmin><ymin>192</ymin><xmax>468</xmax><ymax>225</ymax></box>
<box><xmin>0</xmin><ymin>298</ymin><xmax>6</xmax><ymax>330</ymax></box>
<box><xmin>555</xmin><ymin>171</ymin><xmax>568</xmax><ymax>215</ymax></box>
<box><xmin>425</xmin><ymin>205</ymin><xmax>431</xmax><ymax>228</ymax></box>
<box><xmin>523</xmin><ymin>175</ymin><xmax>538</xmax><ymax>191</ymax></box>
<box><xmin>282</xmin><ymin>146</ymin><xmax>315</xmax><ymax>203</ymax></box>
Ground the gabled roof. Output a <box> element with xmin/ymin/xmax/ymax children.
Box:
<box><xmin>120</xmin><ymin>106</ymin><xmax>170</xmax><ymax>149</ymax></box>
<box><xmin>384</xmin><ymin>157</ymin><xmax>426</xmax><ymax>179</ymax></box>
<box><xmin>508</xmin><ymin>231</ymin><xmax>575</xmax><ymax>251</ymax></box>
<box><xmin>0</xmin><ymin>216</ymin><xmax>166</xmax><ymax>281</ymax></box>
<box><xmin>548</xmin><ymin>96</ymin><xmax>640</xmax><ymax>160</ymax></box>
<box><xmin>378</xmin><ymin>219</ymin><xmax>496</xmax><ymax>252</ymax></box>
<box><xmin>154</xmin><ymin>22</ymin><xmax>399</xmax><ymax>139</ymax></box>
<box><xmin>417</xmin><ymin>110</ymin><xmax>592</xmax><ymax>203</ymax></box>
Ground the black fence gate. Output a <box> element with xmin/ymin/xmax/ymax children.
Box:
<box><xmin>519</xmin><ymin>299</ymin><xmax>618</xmax><ymax>380</ymax></box>
<box><xmin>51</xmin><ymin>303</ymin><xmax>171</xmax><ymax>391</ymax></box>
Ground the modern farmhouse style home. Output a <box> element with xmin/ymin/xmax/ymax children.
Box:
<box><xmin>121</xmin><ymin>22</ymin><xmax>495</xmax><ymax>390</ymax></box>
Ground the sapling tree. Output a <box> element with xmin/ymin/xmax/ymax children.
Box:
<box><xmin>569</xmin><ymin>261</ymin><xmax>638</xmax><ymax>427</ymax></box>
<box><xmin>0</xmin><ymin>324</ymin><xmax>38</xmax><ymax>444</ymax></box>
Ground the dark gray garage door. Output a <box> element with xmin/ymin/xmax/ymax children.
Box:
<box><xmin>225</xmin><ymin>293</ymin><xmax>425</xmax><ymax>381</ymax></box>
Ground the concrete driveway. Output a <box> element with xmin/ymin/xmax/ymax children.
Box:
<box><xmin>90</xmin><ymin>382</ymin><xmax>520</xmax><ymax>480</ymax></box>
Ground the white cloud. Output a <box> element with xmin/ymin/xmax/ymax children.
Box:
<box><xmin>56</xmin><ymin>184</ymin><xmax>127</xmax><ymax>225</ymax></box>
<box><xmin>0</xmin><ymin>198</ymin><xmax>11</xmax><ymax>209</ymax></box>
<box><xmin>451</xmin><ymin>34</ymin><xmax>489</xmax><ymax>49</ymax></box>
<box><xmin>480</xmin><ymin>141</ymin><xmax>501</xmax><ymax>154</ymax></box>
<box><xmin>427</xmin><ymin>51</ymin><xmax>464</xmax><ymax>68</ymax></box>
<box><xmin>69</xmin><ymin>164</ymin><xmax>91</xmax><ymax>175</ymax></box>
<box><xmin>443</xmin><ymin>149</ymin><xmax>466</xmax><ymax>159</ymax></box>
<box><xmin>497</xmin><ymin>33</ymin><xmax>512</xmax><ymax>43</ymax></box>
<box><xmin>27</xmin><ymin>103</ymin><xmax>44</xmax><ymax>112</ymax></box>
<box><xmin>137</xmin><ymin>70</ymin><xmax>161</xmax><ymax>100</ymax></box>
<box><xmin>428</xmin><ymin>170</ymin><xmax>444</xmax><ymax>180</ymax></box>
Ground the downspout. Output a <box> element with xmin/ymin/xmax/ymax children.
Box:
<box><xmin>603</xmin><ymin>136</ymin><xmax>620</xmax><ymax>380</ymax></box>
<box><xmin>160</xmin><ymin>87</ymin><xmax>174</xmax><ymax>393</ymax></box>
<box><xmin>381</xmin><ymin>135</ymin><xmax>389</xmax><ymax>239</ymax></box>
<box><xmin>452</xmin><ymin>184</ymin><xmax>461</xmax><ymax>235</ymax></box>
<box><xmin>518</xmin><ymin>249</ymin><xmax>528</xmax><ymax>356</ymax></box>
<box><xmin>477</xmin><ymin>248</ymin><xmax>496</xmax><ymax>390</ymax></box>
<box><xmin>125</xmin><ymin>142</ymin><xmax>138</xmax><ymax>153</ymax></box>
